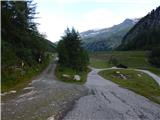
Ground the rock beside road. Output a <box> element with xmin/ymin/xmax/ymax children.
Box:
<box><xmin>74</xmin><ymin>75</ymin><xmax>81</xmax><ymax>81</ymax></box>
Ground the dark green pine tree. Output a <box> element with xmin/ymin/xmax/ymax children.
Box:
<box><xmin>1</xmin><ymin>0</ymin><xmax>48</xmax><ymax>67</ymax></box>
<box><xmin>57</xmin><ymin>28</ymin><xmax>89</xmax><ymax>71</ymax></box>
<box><xmin>149</xmin><ymin>47</ymin><xmax>160</xmax><ymax>68</ymax></box>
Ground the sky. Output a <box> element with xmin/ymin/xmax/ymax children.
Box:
<box><xmin>33</xmin><ymin>0</ymin><xmax>160</xmax><ymax>42</ymax></box>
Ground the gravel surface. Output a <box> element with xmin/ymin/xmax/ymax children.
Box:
<box><xmin>1</xmin><ymin>60</ymin><xmax>88</xmax><ymax>120</ymax></box>
<box><xmin>2</xmin><ymin>62</ymin><xmax>160</xmax><ymax>120</ymax></box>
<box><xmin>63</xmin><ymin>68</ymin><xmax>160</xmax><ymax>120</ymax></box>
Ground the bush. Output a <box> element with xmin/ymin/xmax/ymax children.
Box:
<box><xmin>148</xmin><ymin>47</ymin><xmax>160</xmax><ymax>67</ymax></box>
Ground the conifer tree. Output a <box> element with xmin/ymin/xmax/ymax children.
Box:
<box><xmin>57</xmin><ymin>28</ymin><xmax>89</xmax><ymax>71</ymax></box>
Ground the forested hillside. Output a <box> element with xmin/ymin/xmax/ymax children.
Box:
<box><xmin>118</xmin><ymin>6</ymin><xmax>160</xmax><ymax>50</ymax></box>
<box><xmin>1</xmin><ymin>1</ymin><xmax>55</xmax><ymax>91</ymax></box>
<box><xmin>81</xmin><ymin>19</ymin><xmax>138</xmax><ymax>51</ymax></box>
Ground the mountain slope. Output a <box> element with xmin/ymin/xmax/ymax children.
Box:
<box><xmin>81</xmin><ymin>19</ymin><xmax>138</xmax><ymax>51</ymax></box>
<box><xmin>118</xmin><ymin>6</ymin><xmax>160</xmax><ymax>50</ymax></box>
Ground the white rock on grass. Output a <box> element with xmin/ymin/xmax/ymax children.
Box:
<box><xmin>120</xmin><ymin>74</ymin><xmax>127</xmax><ymax>79</ymax></box>
<box><xmin>62</xmin><ymin>74</ymin><xmax>70</xmax><ymax>78</ymax></box>
<box><xmin>1</xmin><ymin>90</ymin><xmax>16</xmax><ymax>96</ymax></box>
<box><xmin>10</xmin><ymin>90</ymin><xmax>16</xmax><ymax>93</ymax></box>
<box><xmin>74</xmin><ymin>75</ymin><xmax>81</xmax><ymax>81</ymax></box>
<box><xmin>116</xmin><ymin>71</ymin><xmax>120</xmax><ymax>74</ymax></box>
<box><xmin>137</xmin><ymin>74</ymin><xmax>142</xmax><ymax>77</ymax></box>
<box><xmin>47</xmin><ymin>116</ymin><xmax>55</xmax><ymax>120</ymax></box>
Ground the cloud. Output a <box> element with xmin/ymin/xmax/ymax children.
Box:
<box><xmin>36</xmin><ymin>12</ymin><xmax>72</xmax><ymax>42</ymax></box>
<box><xmin>75</xmin><ymin>9</ymin><xmax>121</xmax><ymax>31</ymax></box>
<box><xmin>35</xmin><ymin>7</ymin><xmax>154</xmax><ymax>42</ymax></box>
<box><xmin>52</xmin><ymin>0</ymin><xmax>158</xmax><ymax>4</ymax></box>
<box><xmin>34</xmin><ymin>0</ymin><xmax>159</xmax><ymax>42</ymax></box>
<box><xmin>95</xmin><ymin>0</ymin><xmax>157</xmax><ymax>4</ymax></box>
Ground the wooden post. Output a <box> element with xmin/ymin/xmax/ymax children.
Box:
<box><xmin>22</xmin><ymin>61</ymin><xmax>24</xmax><ymax>68</ymax></box>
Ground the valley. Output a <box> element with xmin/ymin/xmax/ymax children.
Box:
<box><xmin>1</xmin><ymin>1</ymin><xmax>160</xmax><ymax>120</ymax></box>
<box><xmin>2</xmin><ymin>55</ymin><xmax>160</xmax><ymax>120</ymax></box>
<box><xmin>90</xmin><ymin>51</ymin><xmax>160</xmax><ymax>75</ymax></box>
<box><xmin>80</xmin><ymin>19</ymin><xmax>138</xmax><ymax>51</ymax></box>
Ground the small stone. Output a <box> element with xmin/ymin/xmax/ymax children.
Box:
<box><xmin>62</xmin><ymin>74</ymin><xmax>70</xmax><ymax>78</ymax></box>
<box><xmin>55</xmin><ymin>57</ymin><xmax>59</xmax><ymax>61</ymax></box>
<box><xmin>73</xmin><ymin>75</ymin><xmax>81</xmax><ymax>81</ymax></box>
<box><xmin>120</xmin><ymin>74</ymin><xmax>127</xmax><ymax>79</ymax></box>
<box><xmin>116</xmin><ymin>71</ymin><xmax>120</xmax><ymax>74</ymax></box>
<box><xmin>137</xmin><ymin>74</ymin><xmax>141</xmax><ymax>77</ymax></box>
<box><xmin>10</xmin><ymin>90</ymin><xmax>16</xmax><ymax>94</ymax></box>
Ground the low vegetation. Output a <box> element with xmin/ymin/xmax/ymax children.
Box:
<box><xmin>90</xmin><ymin>51</ymin><xmax>160</xmax><ymax>75</ymax></box>
<box><xmin>99</xmin><ymin>69</ymin><xmax>160</xmax><ymax>104</ymax></box>
<box><xmin>118</xmin><ymin>7</ymin><xmax>160</xmax><ymax>51</ymax></box>
<box><xmin>2</xmin><ymin>54</ymin><xmax>54</xmax><ymax>92</ymax></box>
<box><xmin>56</xmin><ymin>28</ymin><xmax>89</xmax><ymax>83</ymax></box>
<box><xmin>1</xmin><ymin>1</ymin><xmax>55</xmax><ymax>92</ymax></box>
<box><xmin>55</xmin><ymin>65</ymin><xmax>90</xmax><ymax>84</ymax></box>
<box><xmin>148</xmin><ymin>47</ymin><xmax>160</xmax><ymax>68</ymax></box>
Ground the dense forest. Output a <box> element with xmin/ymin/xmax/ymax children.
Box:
<box><xmin>118</xmin><ymin>6</ymin><xmax>160</xmax><ymax>50</ymax></box>
<box><xmin>117</xmin><ymin>6</ymin><xmax>160</xmax><ymax>67</ymax></box>
<box><xmin>1</xmin><ymin>1</ymin><xmax>55</xmax><ymax>90</ymax></box>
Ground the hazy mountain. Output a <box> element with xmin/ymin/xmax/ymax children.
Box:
<box><xmin>80</xmin><ymin>18</ymin><xmax>138</xmax><ymax>51</ymax></box>
<box><xmin>118</xmin><ymin>6</ymin><xmax>160</xmax><ymax>50</ymax></box>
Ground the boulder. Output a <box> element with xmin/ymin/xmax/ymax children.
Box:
<box><xmin>116</xmin><ymin>64</ymin><xmax>128</xmax><ymax>68</ymax></box>
<box><xmin>74</xmin><ymin>75</ymin><xmax>81</xmax><ymax>81</ymax></box>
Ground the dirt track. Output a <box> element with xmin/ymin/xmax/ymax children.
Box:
<box><xmin>1</xmin><ymin>60</ymin><xmax>87</xmax><ymax>120</ymax></box>
<box><xmin>2</xmin><ymin>60</ymin><xmax>160</xmax><ymax>120</ymax></box>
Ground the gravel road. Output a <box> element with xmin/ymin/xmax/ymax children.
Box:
<box><xmin>2</xmin><ymin>61</ymin><xmax>160</xmax><ymax>120</ymax></box>
<box><xmin>1</xmin><ymin>60</ymin><xmax>88</xmax><ymax>120</ymax></box>
<box><xmin>63</xmin><ymin>68</ymin><xmax>160</xmax><ymax>120</ymax></box>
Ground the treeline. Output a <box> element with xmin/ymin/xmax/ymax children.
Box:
<box><xmin>117</xmin><ymin>6</ymin><xmax>160</xmax><ymax>67</ymax></box>
<box><xmin>1</xmin><ymin>1</ymin><xmax>55</xmax><ymax>89</ymax></box>
<box><xmin>1</xmin><ymin>1</ymin><xmax>55</xmax><ymax>68</ymax></box>
<box><xmin>118</xmin><ymin>27</ymin><xmax>160</xmax><ymax>50</ymax></box>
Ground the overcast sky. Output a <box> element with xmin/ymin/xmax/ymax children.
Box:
<box><xmin>34</xmin><ymin>0</ymin><xmax>160</xmax><ymax>42</ymax></box>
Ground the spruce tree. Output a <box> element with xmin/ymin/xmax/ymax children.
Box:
<box><xmin>57</xmin><ymin>28</ymin><xmax>89</xmax><ymax>71</ymax></box>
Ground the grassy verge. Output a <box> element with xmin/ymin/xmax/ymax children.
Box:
<box><xmin>89</xmin><ymin>51</ymin><xmax>160</xmax><ymax>75</ymax></box>
<box><xmin>1</xmin><ymin>55</ymin><xmax>53</xmax><ymax>93</ymax></box>
<box><xmin>145</xmin><ymin>67</ymin><xmax>160</xmax><ymax>76</ymax></box>
<box><xmin>99</xmin><ymin>69</ymin><xmax>160</xmax><ymax>104</ymax></box>
<box><xmin>55</xmin><ymin>64</ymin><xmax>90</xmax><ymax>84</ymax></box>
<box><xmin>90</xmin><ymin>58</ymin><xmax>112</xmax><ymax>68</ymax></box>
<box><xmin>90</xmin><ymin>51</ymin><xmax>150</xmax><ymax>68</ymax></box>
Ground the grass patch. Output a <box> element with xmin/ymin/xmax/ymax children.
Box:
<box><xmin>55</xmin><ymin>64</ymin><xmax>90</xmax><ymax>84</ymax></box>
<box><xmin>99</xmin><ymin>69</ymin><xmax>160</xmax><ymax>104</ymax></box>
<box><xmin>146</xmin><ymin>67</ymin><xmax>160</xmax><ymax>76</ymax></box>
<box><xmin>1</xmin><ymin>54</ymin><xmax>54</xmax><ymax>93</ymax></box>
<box><xmin>89</xmin><ymin>51</ymin><xmax>160</xmax><ymax>76</ymax></box>
<box><xmin>90</xmin><ymin>58</ymin><xmax>112</xmax><ymax>68</ymax></box>
<box><xmin>90</xmin><ymin>51</ymin><xmax>150</xmax><ymax>68</ymax></box>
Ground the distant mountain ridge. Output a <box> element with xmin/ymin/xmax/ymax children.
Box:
<box><xmin>80</xmin><ymin>18</ymin><xmax>138</xmax><ymax>51</ymax></box>
<box><xmin>118</xmin><ymin>6</ymin><xmax>160</xmax><ymax>50</ymax></box>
